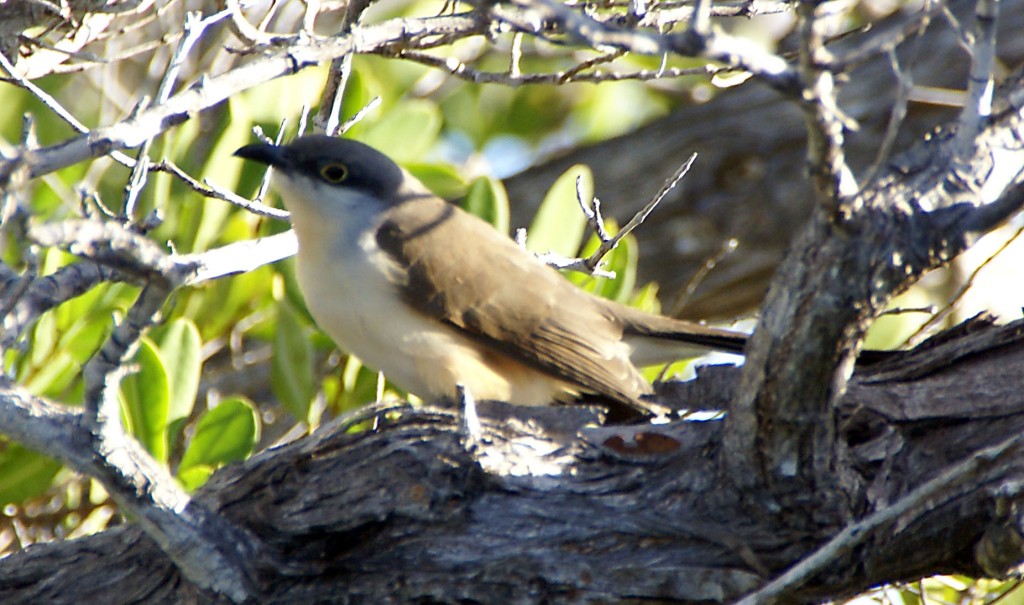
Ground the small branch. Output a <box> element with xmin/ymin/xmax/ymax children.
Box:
<box><xmin>123</xmin><ymin>8</ymin><xmax>236</xmax><ymax>221</ymax></box>
<box><xmin>0</xmin><ymin>387</ymin><xmax>88</xmax><ymax>477</ymax></box>
<box><xmin>619</xmin><ymin>153</ymin><xmax>697</xmax><ymax>242</ymax></box>
<box><xmin>954</xmin><ymin>0</ymin><xmax>999</xmax><ymax>158</ymax></box>
<box><xmin>396</xmin><ymin>48</ymin><xmax>723</xmax><ymax>84</ymax></box>
<box><xmin>150</xmin><ymin>159</ymin><xmax>290</xmax><ymax>220</ymax></box>
<box><xmin>580</xmin><ymin>153</ymin><xmax>697</xmax><ymax>273</ymax></box>
<box><xmin>482</xmin><ymin>0</ymin><xmax>799</xmax><ymax>91</ymax></box>
<box><xmin>338</xmin><ymin>96</ymin><xmax>382</xmax><ymax>135</ymax></box>
<box><xmin>312</xmin><ymin>53</ymin><xmax>354</xmax><ymax>136</ymax></box>
<box><xmin>1</xmin><ymin>262</ymin><xmax>128</xmax><ymax>348</ymax></box>
<box><xmin>181</xmin><ymin>230</ymin><xmax>298</xmax><ymax>285</ymax></box>
<box><xmin>520</xmin><ymin>154</ymin><xmax>697</xmax><ymax>278</ymax></box>
<box><xmin>509</xmin><ymin>31</ymin><xmax>524</xmax><ymax>79</ymax></box>
<box><xmin>862</xmin><ymin>48</ymin><xmax>914</xmax><ymax>186</ymax></box>
<box><xmin>0</xmin><ymin>51</ymin><xmax>136</xmax><ymax>170</ymax></box>
<box><xmin>859</xmin><ymin>1</ymin><xmax>936</xmax><ymax>187</ymax></box>
<box><xmin>734</xmin><ymin>430</ymin><xmax>1024</xmax><ymax>605</ymax></box>
<box><xmin>227</xmin><ymin>0</ymin><xmax>284</xmax><ymax>45</ymax></box>
<box><xmin>796</xmin><ymin>0</ymin><xmax>858</xmax><ymax>205</ymax></box>
<box><xmin>85</xmin><ymin>282</ymin><xmax>171</xmax><ymax>420</ymax></box>
<box><xmin>530</xmin><ymin>248</ymin><xmax>616</xmax><ymax>278</ymax></box>
<box><xmin>827</xmin><ymin>1</ymin><xmax>944</xmax><ymax>72</ymax></box>
<box><xmin>27</xmin><ymin>220</ymin><xmax>193</xmax><ymax>285</ymax></box>
<box><xmin>669</xmin><ymin>237</ymin><xmax>739</xmax><ymax>316</ymax></box>
<box><xmin>904</xmin><ymin>223</ymin><xmax>1024</xmax><ymax>348</ymax></box>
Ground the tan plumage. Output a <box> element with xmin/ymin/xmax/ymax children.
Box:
<box><xmin>235</xmin><ymin>135</ymin><xmax>748</xmax><ymax>416</ymax></box>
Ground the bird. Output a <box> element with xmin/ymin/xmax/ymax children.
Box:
<box><xmin>235</xmin><ymin>135</ymin><xmax>749</xmax><ymax>417</ymax></box>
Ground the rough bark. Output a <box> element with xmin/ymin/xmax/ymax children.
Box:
<box><xmin>0</xmin><ymin>316</ymin><xmax>1022</xmax><ymax>604</ymax></box>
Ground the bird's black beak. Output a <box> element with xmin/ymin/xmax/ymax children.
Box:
<box><xmin>234</xmin><ymin>142</ymin><xmax>286</xmax><ymax>168</ymax></box>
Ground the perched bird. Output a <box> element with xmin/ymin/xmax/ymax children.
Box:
<box><xmin>235</xmin><ymin>135</ymin><xmax>748</xmax><ymax>416</ymax></box>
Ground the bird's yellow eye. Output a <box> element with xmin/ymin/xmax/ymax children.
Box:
<box><xmin>320</xmin><ymin>163</ymin><xmax>349</xmax><ymax>183</ymax></box>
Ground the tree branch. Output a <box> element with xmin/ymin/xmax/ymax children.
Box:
<box><xmin>1</xmin><ymin>318</ymin><xmax>1023</xmax><ymax>603</ymax></box>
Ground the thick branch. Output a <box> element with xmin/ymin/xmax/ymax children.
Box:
<box><xmin>724</xmin><ymin>62</ymin><xmax>1024</xmax><ymax>500</ymax></box>
<box><xmin>1</xmin><ymin>319</ymin><xmax>1022</xmax><ymax>603</ymax></box>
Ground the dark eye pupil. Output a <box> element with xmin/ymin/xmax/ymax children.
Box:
<box><xmin>321</xmin><ymin>164</ymin><xmax>348</xmax><ymax>182</ymax></box>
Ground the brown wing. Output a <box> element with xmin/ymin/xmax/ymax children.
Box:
<box><xmin>374</xmin><ymin>193</ymin><xmax>653</xmax><ymax>408</ymax></box>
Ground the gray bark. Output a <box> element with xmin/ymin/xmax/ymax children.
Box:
<box><xmin>1</xmin><ymin>317</ymin><xmax>1022</xmax><ymax>604</ymax></box>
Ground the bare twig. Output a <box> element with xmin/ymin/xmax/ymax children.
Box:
<box><xmin>123</xmin><ymin>8</ymin><xmax>236</xmax><ymax>221</ymax></box>
<box><xmin>339</xmin><ymin>96</ymin><xmax>382</xmax><ymax>134</ymax></box>
<box><xmin>509</xmin><ymin>31</ymin><xmax>524</xmax><ymax>79</ymax></box>
<box><xmin>904</xmin><ymin>222</ymin><xmax>1024</xmax><ymax>348</ymax></box>
<box><xmin>150</xmin><ymin>159</ymin><xmax>290</xmax><ymax>220</ymax></box>
<box><xmin>181</xmin><ymin>230</ymin><xmax>298</xmax><ymax>285</ymax></box>
<box><xmin>827</xmin><ymin>0</ymin><xmax>944</xmax><ymax>72</ymax></box>
<box><xmin>227</xmin><ymin>0</ymin><xmax>284</xmax><ymax>45</ymax></box>
<box><xmin>483</xmin><ymin>0</ymin><xmax>798</xmax><ymax>91</ymax></box>
<box><xmin>579</xmin><ymin>152</ymin><xmax>697</xmax><ymax>272</ymax></box>
<box><xmin>669</xmin><ymin>237</ymin><xmax>738</xmax><ymax>316</ymax></box>
<box><xmin>397</xmin><ymin>48</ymin><xmax>723</xmax><ymax>84</ymax></box>
<box><xmin>313</xmin><ymin>54</ymin><xmax>354</xmax><ymax>136</ymax></box>
<box><xmin>523</xmin><ymin>153</ymin><xmax>697</xmax><ymax>277</ymax></box>
<box><xmin>0</xmin><ymin>51</ymin><xmax>136</xmax><ymax>170</ymax></box>
<box><xmin>954</xmin><ymin>0</ymin><xmax>999</xmax><ymax>158</ymax></box>
<box><xmin>246</xmin><ymin>119</ymin><xmax>291</xmax><ymax>207</ymax></box>
<box><xmin>862</xmin><ymin>49</ymin><xmax>914</xmax><ymax>186</ymax></box>
<box><xmin>796</xmin><ymin>1</ymin><xmax>858</xmax><ymax>205</ymax></box>
<box><xmin>733</xmin><ymin>430</ymin><xmax>1024</xmax><ymax>605</ymax></box>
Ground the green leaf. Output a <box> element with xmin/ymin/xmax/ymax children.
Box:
<box><xmin>0</xmin><ymin>444</ymin><xmax>62</xmax><ymax>506</ymax></box>
<box><xmin>573</xmin><ymin>81</ymin><xmax>668</xmax><ymax>142</ymax></box>
<box><xmin>242</xmin><ymin>65</ymin><xmax>327</xmax><ymax>123</ymax></box>
<box><xmin>406</xmin><ymin>162</ymin><xmax>468</xmax><ymax>200</ymax></box>
<box><xmin>335</xmin><ymin>355</ymin><xmax>389</xmax><ymax>413</ymax></box>
<box><xmin>461</xmin><ymin>176</ymin><xmax>510</xmax><ymax>235</ymax></box>
<box><xmin>526</xmin><ymin>164</ymin><xmax>591</xmax><ymax>258</ymax></box>
<box><xmin>184</xmin><ymin>262</ymin><xmax>275</xmax><ymax>342</ymax></box>
<box><xmin>178</xmin><ymin>397</ymin><xmax>259</xmax><ymax>490</ymax></box>
<box><xmin>191</xmin><ymin>98</ymin><xmax>256</xmax><ymax>253</ymax></box>
<box><xmin>29</xmin><ymin>311</ymin><xmax>57</xmax><ymax>368</ymax></box>
<box><xmin>177</xmin><ymin>465</ymin><xmax>213</xmax><ymax>492</ymax></box>
<box><xmin>119</xmin><ymin>338</ymin><xmax>171</xmax><ymax>462</ymax></box>
<box><xmin>24</xmin><ymin>351</ymin><xmax>78</xmax><ymax>398</ymax></box>
<box><xmin>156</xmin><ymin>318</ymin><xmax>202</xmax><ymax>425</ymax></box>
<box><xmin>362</xmin><ymin>100</ymin><xmax>442</xmax><ymax>163</ymax></box>
<box><xmin>272</xmin><ymin>300</ymin><xmax>315</xmax><ymax>421</ymax></box>
<box><xmin>629</xmin><ymin>282</ymin><xmax>664</xmax><ymax>315</ymax></box>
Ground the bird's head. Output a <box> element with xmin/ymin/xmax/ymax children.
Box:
<box><xmin>235</xmin><ymin>135</ymin><xmax>407</xmax><ymax>216</ymax></box>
